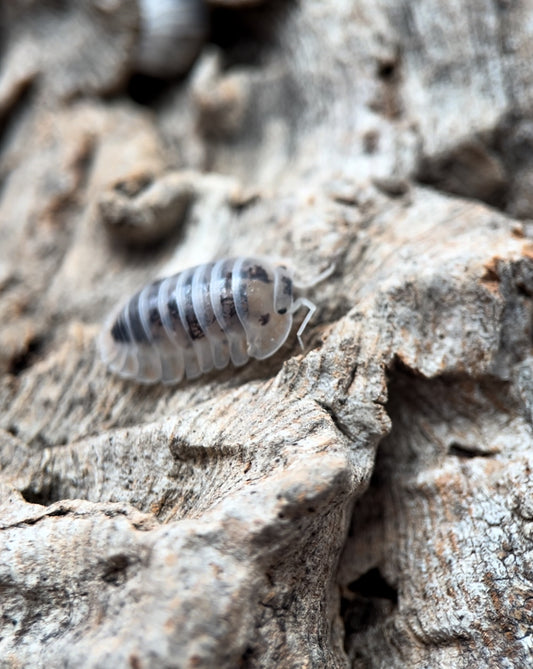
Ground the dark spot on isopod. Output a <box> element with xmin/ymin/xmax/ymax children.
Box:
<box><xmin>237</xmin><ymin>281</ymin><xmax>249</xmax><ymax>315</ymax></box>
<box><xmin>128</xmin><ymin>310</ymin><xmax>150</xmax><ymax>343</ymax></box>
<box><xmin>147</xmin><ymin>280</ymin><xmax>164</xmax><ymax>328</ymax></box>
<box><xmin>204</xmin><ymin>309</ymin><xmax>219</xmax><ymax>328</ymax></box>
<box><xmin>281</xmin><ymin>276</ymin><xmax>292</xmax><ymax>296</ymax></box>
<box><xmin>248</xmin><ymin>264</ymin><xmax>271</xmax><ymax>283</ymax></box>
<box><xmin>111</xmin><ymin>317</ymin><xmax>130</xmax><ymax>343</ymax></box>
<box><xmin>259</xmin><ymin>313</ymin><xmax>270</xmax><ymax>326</ymax></box>
<box><xmin>187</xmin><ymin>315</ymin><xmax>205</xmax><ymax>340</ymax></box>
<box><xmin>220</xmin><ymin>294</ymin><xmax>237</xmax><ymax>320</ymax></box>
<box><xmin>168</xmin><ymin>297</ymin><xmax>179</xmax><ymax>319</ymax></box>
<box><xmin>148</xmin><ymin>307</ymin><xmax>162</xmax><ymax>328</ymax></box>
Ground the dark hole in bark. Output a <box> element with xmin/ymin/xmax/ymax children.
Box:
<box><xmin>448</xmin><ymin>441</ymin><xmax>494</xmax><ymax>458</ymax></box>
<box><xmin>126</xmin><ymin>73</ymin><xmax>175</xmax><ymax>106</ymax></box>
<box><xmin>101</xmin><ymin>554</ymin><xmax>131</xmax><ymax>586</ymax></box>
<box><xmin>341</xmin><ymin>568</ymin><xmax>398</xmax><ymax>650</ymax></box>
<box><xmin>348</xmin><ymin>567</ymin><xmax>398</xmax><ymax>602</ymax></box>
<box><xmin>8</xmin><ymin>336</ymin><xmax>45</xmax><ymax>376</ymax></box>
<box><xmin>377</xmin><ymin>61</ymin><xmax>396</xmax><ymax>80</ymax></box>
<box><xmin>210</xmin><ymin>0</ymin><xmax>298</xmax><ymax>67</ymax></box>
<box><xmin>0</xmin><ymin>77</ymin><xmax>35</xmax><ymax>157</ymax></box>
<box><xmin>20</xmin><ymin>474</ymin><xmax>66</xmax><ymax>506</ymax></box>
<box><xmin>416</xmin><ymin>139</ymin><xmax>509</xmax><ymax>210</ymax></box>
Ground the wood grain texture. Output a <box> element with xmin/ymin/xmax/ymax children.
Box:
<box><xmin>1</xmin><ymin>1</ymin><xmax>533</xmax><ymax>667</ymax></box>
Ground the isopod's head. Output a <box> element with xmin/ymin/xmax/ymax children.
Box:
<box><xmin>234</xmin><ymin>258</ymin><xmax>294</xmax><ymax>360</ymax></box>
<box><xmin>135</xmin><ymin>0</ymin><xmax>208</xmax><ymax>78</ymax></box>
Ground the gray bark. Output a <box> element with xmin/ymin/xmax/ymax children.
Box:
<box><xmin>1</xmin><ymin>0</ymin><xmax>533</xmax><ymax>667</ymax></box>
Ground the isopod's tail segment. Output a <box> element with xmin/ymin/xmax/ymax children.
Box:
<box><xmin>98</xmin><ymin>317</ymin><xmax>124</xmax><ymax>370</ymax></box>
<box><xmin>98</xmin><ymin>308</ymin><xmax>141</xmax><ymax>381</ymax></box>
<box><xmin>98</xmin><ymin>291</ymin><xmax>165</xmax><ymax>384</ymax></box>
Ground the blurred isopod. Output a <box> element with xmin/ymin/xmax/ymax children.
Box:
<box><xmin>135</xmin><ymin>0</ymin><xmax>208</xmax><ymax>78</ymax></box>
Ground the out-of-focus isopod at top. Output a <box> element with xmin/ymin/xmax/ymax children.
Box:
<box><xmin>135</xmin><ymin>0</ymin><xmax>208</xmax><ymax>78</ymax></box>
<box><xmin>99</xmin><ymin>256</ymin><xmax>334</xmax><ymax>385</ymax></box>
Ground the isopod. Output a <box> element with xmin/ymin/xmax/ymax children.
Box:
<box><xmin>99</xmin><ymin>257</ymin><xmax>333</xmax><ymax>384</ymax></box>
<box><xmin>135</xmin><ymin>0</ymin><xmax>208</xmax><ymax>79</ymax></box>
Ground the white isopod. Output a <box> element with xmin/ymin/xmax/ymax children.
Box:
<box><xmin>99</xmin><ymin>257</ymin><xmax>332</xmax><ymax>384</ymax></box>
<box><xmin>135</xmin><ymin>0</ymin><xmax>208</xmax><ymax>79</ymax></box>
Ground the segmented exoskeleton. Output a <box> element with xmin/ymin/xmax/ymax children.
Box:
<box><xmin>99</xmin><ymin>257</ymin><xmax>331</xmax><ymax>384</ymax></box>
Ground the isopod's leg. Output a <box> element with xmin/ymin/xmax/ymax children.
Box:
<box><xmin>291</xmin><ymin>297</ymin><xmax>317</xmax><ymax>350</ymax></box>
<box><xmin>228</xmin><ymin>337</ymin><xmax>249</xmax><ymax>367</ymax></box>
<box><xmin>159</xmin><ymin>341</ymin><xmax>187</xmax><ymax>384</ymax></box>
<box><xmin>292</xmin><ymin>263</ymin><xmax>335</xmax><ymax>291</ymax></box>
<box><xmin>120</xmin><ymin>347</ymin><xmax>140</xmax><ymax>379</ymax></box>
<box><xmin>109</xmin><ymin>340</ymin><xmax>129</xmax><ymax>371</ymax></box>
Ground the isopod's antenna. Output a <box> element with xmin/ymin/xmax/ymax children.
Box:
<box><xmin>290</xmin><ymin>261</ymin><xmax>336</xmax><ymax>349</ymax></box>
<box><xmin>292</xmin><ymin>262</ymin><xmax>336</xmax><ymax>291</ymax></box>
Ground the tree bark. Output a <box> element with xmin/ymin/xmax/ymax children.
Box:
<box><xmin>1</xmin><ymin>1</ymin><xmax>533</xmax><ymax>667</ymax></box>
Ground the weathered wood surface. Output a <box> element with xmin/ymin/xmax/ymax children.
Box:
<box><xmin>1</xmin><ymin>1</ymin><xmax>533</xmax><ymax>667</ymax></box>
